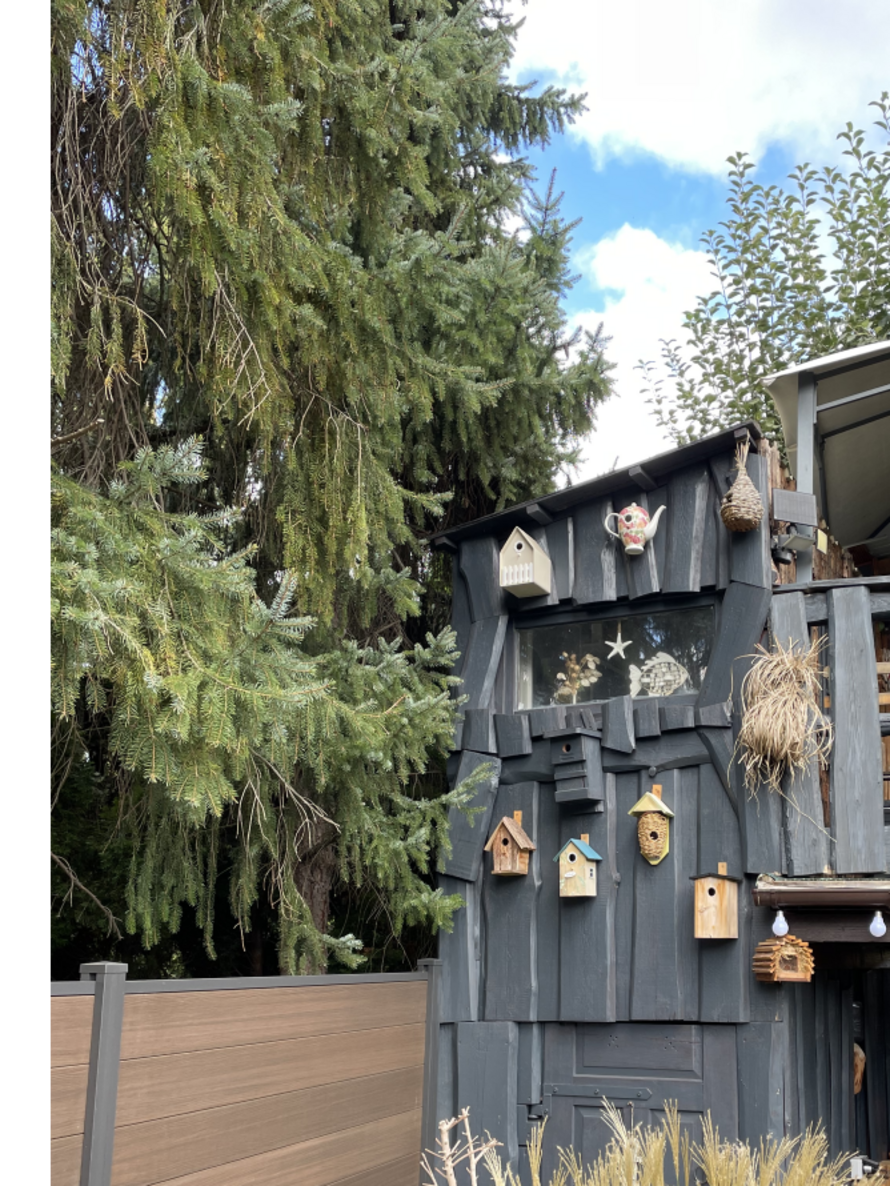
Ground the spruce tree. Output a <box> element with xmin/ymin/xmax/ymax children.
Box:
<box><xmin>51</xmin><ymin>0</ymin><xmax>612</xmax><ymax>974</ymax></box>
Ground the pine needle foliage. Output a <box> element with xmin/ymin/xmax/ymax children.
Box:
<box><xmin>52</xmin><ymin>442</ymin><xmax>475</xmax><ymax>971</ymax></box>
<box><xmin>51</xmin><ymin>0</ymin><xmax>611</xmax><ymax>971</ymax></box>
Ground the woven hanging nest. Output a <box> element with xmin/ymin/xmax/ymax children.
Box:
<box><xmin>637</xmin><ymin>812</ymin><xmax>668</xmax><ymax>861</ymax></box>
<box><xmin>720</xmin><ymin>440</ymin><xmax>764</xmax><ymax>532</ymax></box>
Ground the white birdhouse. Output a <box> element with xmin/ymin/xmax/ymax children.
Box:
<box><xmin>499</xmin><ymin>527</ymin><xmax>552</xmax><ymax>598</ymax></box>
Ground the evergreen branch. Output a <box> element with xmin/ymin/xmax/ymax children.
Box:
<box><xmin>52</xmin><ymin>852</ymin><xmax>123</xmax><ymax>939</ymax></box>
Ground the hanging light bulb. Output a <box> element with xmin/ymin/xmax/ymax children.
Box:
<box><xmin>772</xmin><ymin>910</ymin><xmax>789</xmax><ymax>937</ymax></box>
<box><xmin>869</xmin><ymin>910</ymin><xmax>887</xmax><ymax>938</ymax></box>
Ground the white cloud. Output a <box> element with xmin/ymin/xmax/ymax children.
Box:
<box><xmin>568</xmin><ymin>225</ymin><xmax>712</xmax><ymax>479</ymax></box>
<box><xmin>511</xmin><ymin>0</ymin><xmax>890</xmax><ymax>175</ymax></box>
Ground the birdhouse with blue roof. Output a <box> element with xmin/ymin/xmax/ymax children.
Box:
<box><xmin>554</xmin><ymin>834</ymin><xmax>601</xmax><ymax>898</ymax></box>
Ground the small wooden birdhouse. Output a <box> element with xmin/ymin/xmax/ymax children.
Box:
<box><xmin>553</xmin><ymin>834</ymin><xmax>601</xmax><ymax>898</ymax></box>
<box><xmin>692</xmin><ymin>863</ymin><xmax>740</xmax><ymax>939</ymax></box>
<box><xmin>628</xmin><ymin>784</ymin><xmax>674</xmax><ymax>866</ymax></box>
<box><xmin>752</xmin><ymin>935</ymin><xmax>814</xmax><ymax>983</ymax></box>
<box><xmin>484</xmin><ymin>811</ymin><xmax>536</xmax><ymax>876</ymax></box>
<box><xmin>499</xmin><ymin>527</ymin><xmax>552</xmax><ymax>597</ymax></box>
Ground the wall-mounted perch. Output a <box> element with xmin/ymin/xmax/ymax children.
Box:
<box><xmin>484</xmin><ymin>811</ymin><xmax>536</xmax><ymax>876</ymax></box>
<box><xmin>692</xmin><ymin>862</ymin><xmax>740</xmax><ymax>938</ymax></box>
<box><xmin>628</xmin><ymin>783</ymin><xmax>674</xmax><ymax>865</ymax></box>
<box><xmin>554</xmin><ymin>834</ymin><xmax>601</xmax><ymax>897</ymax></box>
<box><xmin>499</xmin><ymin>527</ymin><xmax>551</xmax><ymax>597</ymax></box>
<box><xmin>752</xmin><ymin>935</ymin><xmax>814</xmax><ymax>982</ymax></box>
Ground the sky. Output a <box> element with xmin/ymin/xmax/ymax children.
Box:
<box><xmin>507</xmin><ymin>0</ymin><xmax>890</xmax><ymax>480</ymax></box>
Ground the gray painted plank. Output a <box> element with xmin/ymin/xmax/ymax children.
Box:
<box><xmin>737</xmin><ymin>752</ymin><xmax>784</xmax><ymax>874</ymax></box>
<box><xmin>695</xmin><ymin>702</ymin><xmax>732</xmax><ymax>728</ymax></box>
<box><xmin>748</xmin><ymin>887</ymin><xmax>786</xmax><ymax>1024</ymax></box>
<box><xmin>828</xmin><ymin>586</ymin><xmax>885</xmax><ymax>873</ymax></box>
<box><xmin>729</xmin><ymin>451</ymin><xmax>772</xmax><ymax>589</ymax></box>
<box><xmin>770</xmin><ymin>592</ymin><xmax>831</xmax><ymax>875</ymax></box>
<box><xmin>516</xmin><ymin>1024</ymin><xmax>543</xmax><ymax>1105</ymax></box>
<box><xmin>463</xmin><ymin>709</ymin><xmax>497</xmax><ymax>755</ymax></box>
<box><xmin>548</xmin><ymin>518</ymin><xmax>575</xmax><ymax>602</ymax></box>
<box><xmin>558</xmin><ymin>776</ymin><xmax>618</xmax><ymax>1022</ymax></box>
<box><xmin>840</xmin><ymin>985</ymin><xmax>854</xmax><ymax>1157</ymax></box>
<box><xmin>621</xmin><ymin>491</ymin><xmax>661</xmax><ymax>600</ymax></box>
<box><xmin>864</xmin><ymin>971</ymin><xmax>889</xmax><ymax>1161</ymax></box>
<box><xmin>527</xmin><ymin>706</ymin><xmax>566</xmax><ymax>738</ymax></box>
<box><xmin>698</xmin><ymin>580</ymin><xmax>771</xmax><ymax>708</ymax></box>
<box><xmin>435</xmin><ymin>1023</ymin><xmax>456</xmax><ymax>1126</ymax></box>
<box><xmin>633</xmin><ymin>699</ymin><xmax>661</xmax><ymax>738</ymax></box>
<box><xmin>443</xmin><ymin>751</ymin><xmax>501</xmax><ymax>881</ymax></box>
<box><xmin>460</xmin><ymin>615</ymin><xmax>508</xmax><ymax>713</ymax></box>
<box><xmin>737</xmin><ymin>1023</ymin><xmax>785</xmax><ymax>1143</ymax></box>
<box><xmin>703</xmin><ymin>1025</ymin><xmax>740</xmax><ymax>1141</ymax></box>
<box><xmin>573</xmin><ymin>498</ymin><xmax>618</xmax><ymax>605</ymax></box>
<box><xmin>700</xmin><ymin>478</ymin><xmax>719</xmax><ymax>590</ymax></box>
<box><xmin>663</xmin><ymin>465</ymin><xmax>711</xmax><ymax>593</ymax></box>
<box><xmin>438</xmin><ymin>876</ymin><xmax>481</xmax><ymax>1022</ymax></box>
<box><xmin>814</xmin><ymin>975</ymin><xmax>830</xmax><ymax>1142</ymax></box>
<box><xmin>697</xmin><ymin>761</ymin><xmax>742</xmax><ymax>878</ymax></box>
<box><xmin>649</xmin><ymin>485</ymin><xmax>669</xmax><ymax>589</ymax></box>
<box><xmin>827</xmin><ymin>978</ymin><xmax>842</xmax><ymax>1156</ymax></box>
<box><xmin>500</xmin><ymin>738</ymin><xmax>559</xmax><ymax>786</ymax></box>
<box><xmin>708</xmin><ymin>453</ymin><xmax>734</xmax><ymax>591</ymax></box>
<box><xmin>660</xmin><ymin>704</ymin><xmax>695</xmax><ymax>731</ymax></box>
<box><xmin>601</xmin><ymin>695</ymin><xmax>635</xmax><ymax>754</ymax></box>
<box><xmin>630</xmin><ymin>769</ymin><xmax>697</xmax><ymax>1020</ymax></box>
<box><xmin>460</xmin><ymin>536</ymin><xmax>504</xmax><ymax>621</ymax></box>
<box><xmin>602</xmin><ymin>730</ymin><xmax>709</xmax><ymax>772</ymax></box>
<box><xmin>696</xmin><ymin>726</ymin><xmax>736</xmax><ymax>810</ymax></box>
<box><xmin>494</xmin><ymin>714</ymin><xmax>533</xmax><ymax>758</ymax></box>
<box><xmin>451</xmin><ymin>555</ymin><xmax>473</xmax><ymax>681</ymax></box>
<box><xmin>483</xmin><ymin>782</ymin><xmax>541</xmax><ymax>1021</ymax></box>
<box><xmin>614</xmin><ymin>773</ymin><xmax>640</xmax><ymax>1021</ymax></box>
<box><xmin>535</xmin><ymin>777</ymin><xmax>562</xmax><ymax>1022</ymax></box>
<box><xmin>456</xmin><ymin>1022</ymin><xmax>519</xmax><ymax>1166</ymax></box>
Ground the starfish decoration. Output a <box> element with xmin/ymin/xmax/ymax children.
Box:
<box><xmin>605</xmin><ymin>625</ymin><xmax>632</xmax><ymax>660</ymax></box>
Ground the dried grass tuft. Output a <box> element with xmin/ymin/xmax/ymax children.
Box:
<box><xmin>736</xmin><ymin>635</ymin><xmax>832</xmax><ymax>795</ymax></box>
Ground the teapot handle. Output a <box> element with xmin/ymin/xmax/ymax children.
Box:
<box><xmin>604</xmin><ymin>512</ymin><xmax>620</xmax><ymax>540</ymax></box>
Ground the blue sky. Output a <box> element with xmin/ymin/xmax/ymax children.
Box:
<box><xmin>508</xmin><ymin>0</ymin><xmax>890</xmax><ymax>478</ymax></box>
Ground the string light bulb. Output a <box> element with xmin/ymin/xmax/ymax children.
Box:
<box><xmin>772</xmin><ymin>910</ymin><xmax>789</xmax><ymax>937</ymax></box>
<box><xmin>869</xmin><ymin>910</ymin><xmax>886</xmax><ymax>938</ymax></box>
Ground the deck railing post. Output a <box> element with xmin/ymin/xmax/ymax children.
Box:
<box><xmin>418</xmin><ymin>957</ymin><xmax>442</xmax><ymax>1178</ymax></box>
<box><xmin>78</xmin><ymin>962</ymin><xmax>128</xmax><ymax>1186</ymax></box>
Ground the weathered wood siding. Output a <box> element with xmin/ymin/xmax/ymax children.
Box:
<box><xmin>52</xmin><ymin>994</ymin><xmax>95</xmax><ymax>1186</ymax></box>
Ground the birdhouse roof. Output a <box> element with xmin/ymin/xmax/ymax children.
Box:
<box><xmin>628</xmin><ymin>791</ymin><xmax>675</xmax><ymax>818</ymax></box>
<box><xmin>501</xmin><ymin>526</ymin><xmax>542</xmax><ymax>553</ymax></box>
<box><xmin>553</xmin><ymin>838</ymin><xmax>601</xmax><ymax>862</ymax></box>
<box><xmin>484</xmin><ymin>816</ymin><xmax>536</xmax><ymax>853</ymax></box>
<box><xmin>691</xmin><ymin>870</ymin><xmax>742</xmax><ymax>882</ymax></box>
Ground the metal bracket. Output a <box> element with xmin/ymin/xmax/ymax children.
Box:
<box><xmin>543</xmin><ymin>1083</ymin><xmax>653</xmax><ymax>1103</ymax></box>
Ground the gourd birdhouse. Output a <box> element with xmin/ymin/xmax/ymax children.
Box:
<box><xmin>484</xmin><ymin>811</ymin><xmax>536</xmax><ymax>876</ymax></box>
<box><xmin>554</xmin><ymin>834</ymin><xmax>601</xmax><ymax>898</ymax></box>
<box><xmin>692</xmin><ymin>862</ymin><xmax>740</xmax><ymax>939</ymax></box>
<box><xmin>628</xmin><ymin>784</ymin><xmax>674</xmax><ymax>865</ymax></box>
<box><xmin>499</xmin><ymin>527</ymin><xmax>552</xmax><ymax>597</ymax></box>
<box><xmin>752</xmin><ymin>935</ymin><xmax>814</xmax><ymax>983</ymax></box>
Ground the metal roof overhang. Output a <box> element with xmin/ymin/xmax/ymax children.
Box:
<box><xmin>765</xmin><ymin>341</ymin><xmax>890</xmax><ymax>559</ymax></box>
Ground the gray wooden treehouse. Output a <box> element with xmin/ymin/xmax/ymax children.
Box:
<box><xmin>430</xmin><ymin>342</ymin><xmax>890</xmax><ymax>1178</ymax></box>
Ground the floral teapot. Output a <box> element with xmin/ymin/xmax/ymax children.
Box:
<box><xmin>604</xmin><ymin>502</ymin><xmax>665</xmax><ymax>555</ymax></box>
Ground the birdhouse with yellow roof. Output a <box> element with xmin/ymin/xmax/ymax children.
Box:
<box><xmin>499</xmin><ymin>527</ymin><xmax>552</xmax><ymax>597</ymax></box>
<box><xmin>484</xmin><ymin>811</ymin><xmax>536</xmax><ymax>876</ymax></box>
<box><xmin>554</xmin><ymin>834</ymin><xmax>602</xmax><ymax>898</ymax></box>
<box><xmin>629</xmin><ymin>784</ymin><xmax>674</xmax><ymax>865</ymax></box>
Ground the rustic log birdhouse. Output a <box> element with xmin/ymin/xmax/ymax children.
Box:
<box><xmin>484</xmin><ymin>811</ymin><xmax>536</xmax><ymax>876</ymax></box>
<box><xmin>553</xmin><ymin>834</ymin><xmax>601</xmax><ymax>898</ymax></box>
<box><xmin>499</xmin><ymin>527</ymin><xmax>552</xmax><ymax>597</ymax></box>
<box><xmin>628</xmin><ymin>784</ymin><xmax>674</xmax><ymax>865</ymax></box>
<box><xmin>752</xmin><ymin>935</ymin><xmax>814</xmax><ymax>983</ymax></box>
<box><xmin>692</xmin><ymin>863</ymin><xmax>740</xmax><ymax>939</ymax></box>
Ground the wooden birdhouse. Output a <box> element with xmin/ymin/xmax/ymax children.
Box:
<box><xmin>692</xmin><ymin>863</ymin><xmax>740</xmax><ymax>939</ymax></box>
<box><xmin>553</xmin><ymin>834</ymin><xmax>601</xmax><ymax>898</ymax></box>
<box><xmin>752</xmin><ymin>935</ymin><xmax>814</xmax><ymax>983</ymax></box>
<box><xmin>499</xmin><ymin>527</ymin><xmax>552</xmax><ymax>597</ymax></box>
<box><xmin>484</xmin><ymin>811</ymin><xmax>536</xmax><ymax>876</ymax></box>
<box><xmin>628</xmin><ymin>784</ymin><xmax>674</xmax><ymax>866</ymax></box>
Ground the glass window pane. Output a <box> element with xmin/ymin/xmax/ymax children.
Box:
<box><xmin>516</xmin><ymin>605</ymin><xmax>714</xmax><ymax>710</ymax></box>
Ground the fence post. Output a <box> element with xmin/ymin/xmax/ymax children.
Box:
<box><xmin>79</xmin><ymin>962</ymin><xmax>128</xmax><ymax>1186</ymax></box>
<box><xmin>418</xmin><ymin>958</ymin><xmax>442</xmax><ymax>1176</ymax></box>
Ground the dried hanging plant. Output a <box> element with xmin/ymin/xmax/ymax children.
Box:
<box><xmin>736</xmin><ymin>635</ymin><xmax>833</xmax><ymax>795</ymax></box>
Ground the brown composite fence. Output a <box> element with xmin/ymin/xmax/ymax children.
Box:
<box><xmin>51</xmin><ymin>961</ymin><xmax>440</xmax><ymax>1186</ymax></box>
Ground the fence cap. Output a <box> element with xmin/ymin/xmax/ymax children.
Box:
<box><xmin>79</xmin><ymin>961</ymin><xmax>128</xmax><ymax>980</ymax></box>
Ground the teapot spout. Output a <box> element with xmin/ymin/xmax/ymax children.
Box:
<box><xmin>643</xmin><ymin>504</ymin><xmax>666</xmax><ymax>540</ymax></box>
